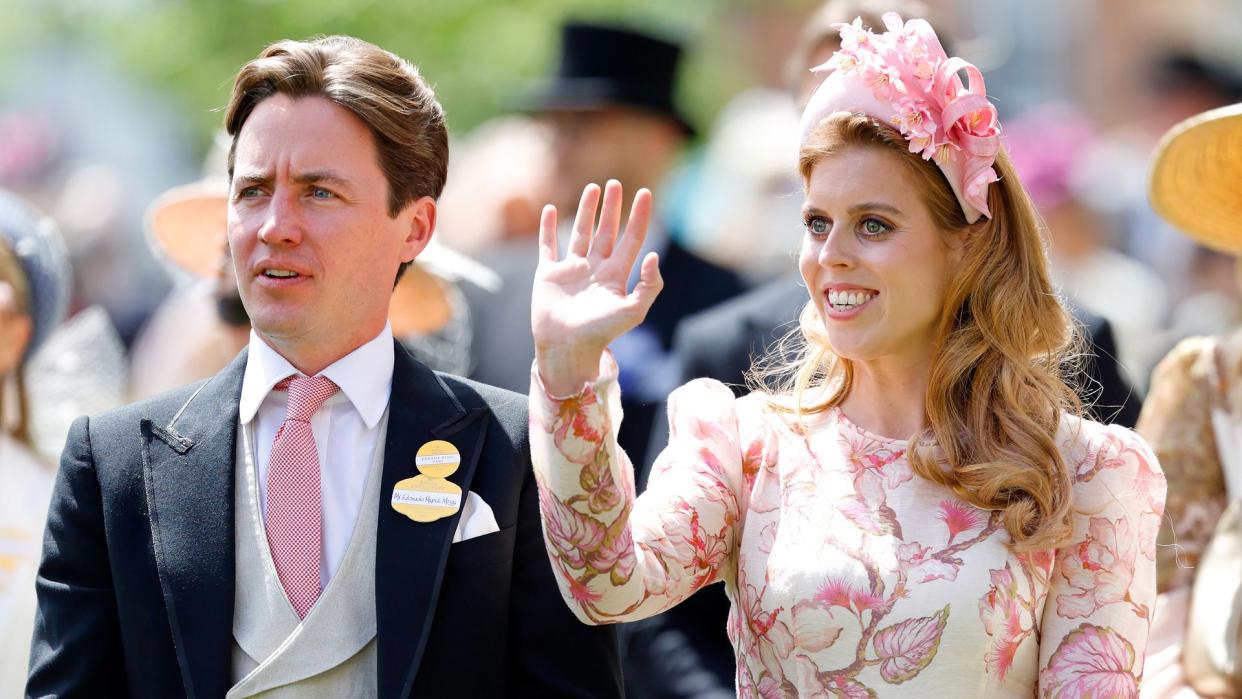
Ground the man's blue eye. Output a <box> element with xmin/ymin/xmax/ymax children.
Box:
<box><xmin>312</xmin><ymin>188</ymin><xmax>334</xmax><ymax>199</ymax></box>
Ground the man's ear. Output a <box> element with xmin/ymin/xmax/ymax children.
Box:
<box><xmin>400</xmin><ymin>196</ymin><xmax>437</xmax><ymax>263</ymax></box>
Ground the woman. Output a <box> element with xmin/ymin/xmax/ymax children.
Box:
<box><xmin>0</xmin><ymin>188</ymin><xmax>70</xmax><ymax>695</ymax></box>
<box><xmin>1138</xmin><ymin>102</ymin><xmax>1242</xmax><ymax>699</ymax></box>
<box><xmin>529</xmin><ymin>14</ymin><xmax>1165</xmax><ymax>697</ymax></box>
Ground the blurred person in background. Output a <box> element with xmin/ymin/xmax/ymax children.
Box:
<box><xmin>1140</xmin><ymin>102</ymin><xmax>1242</xmax><ymax>699</ymax></box>
<box><xmin>434</xmin><ymin>115</ymin><xmax>553</xmax><ymax>256</ymax></box>
<box><xmin>130</xmin><ymin>173</ymin><xmax>251</xmax><ymax>400</ymax></box>
<box><xmin>468</xmin><ymin>20</ymin><xmax>744</xmax><ymax>470</ymax></box>
<box><xmin>0</xmin><ymin>189</ymin><xmax>70</xmax><ymax>697</ymax></box>
<box><xmin>1085</xmin><ymin>52</ymin><xmax>1242</xmax><ymax>381</ymax></box>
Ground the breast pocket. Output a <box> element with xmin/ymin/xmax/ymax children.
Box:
<box><xmin>447</xmin><ymin>522</ymin><xmax>516</xmax><ymax>569</ymax></box>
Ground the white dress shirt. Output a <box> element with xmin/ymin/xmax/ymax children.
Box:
<box><xmin>239</xmin><ymin>324</ymin><xmax>393</xmax><ymax>588</ymax></box>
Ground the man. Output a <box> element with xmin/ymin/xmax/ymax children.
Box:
<box><xmin>466</xmin><ymin>21</ymin><xmax>744</xmax><ymax>470</ymax></box>
<box><xmin>27</xmin><ymin>36</ymin><xmax>621</xmax><ymax>698</ymax></box>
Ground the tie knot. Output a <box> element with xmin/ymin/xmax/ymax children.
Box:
<box><xmin>275</xmin><ymin>374</ymin><xmax>339</xmax><ymax>422</ymax></box>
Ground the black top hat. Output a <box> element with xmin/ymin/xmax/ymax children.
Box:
<box><xmin>525</xmin><ymin>22</ymin><xmax>695</xmax><ymax>137</ymax></box>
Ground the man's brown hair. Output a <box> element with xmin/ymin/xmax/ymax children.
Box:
<box><xmin>224</xmin><ymin>35</ymin><xmax>449</xmax><ymax>217</ymax></box>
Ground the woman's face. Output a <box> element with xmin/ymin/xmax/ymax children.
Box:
<box><xmin>798</xmin><ymin>145</ymin><xmax>962</xmax><ymax>368</ymax></box>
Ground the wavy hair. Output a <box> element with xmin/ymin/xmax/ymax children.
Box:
<box><xmin>749</xmin><ymin>112</ymin><xmax>1083</xmax><ymax>552</ymax></box>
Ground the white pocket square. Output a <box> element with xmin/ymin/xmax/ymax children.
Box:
<box><xmin>451</xmin><ymin>491</ymin><xmax>500</xmax><ymax>543</ymax></box>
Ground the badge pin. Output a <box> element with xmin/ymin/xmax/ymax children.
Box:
<box><xmin>391</xmin><ymin>440</ymin><xmax>463</xmax><ymax>522</ymax></box>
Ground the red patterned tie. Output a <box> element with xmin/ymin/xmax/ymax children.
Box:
<box><xmin>265</xmin><ymin>374</ymin><xmax>338</xmax><ymax>619</ymax></box>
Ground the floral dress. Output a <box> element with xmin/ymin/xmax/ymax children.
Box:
<box><xmin>1138</xmin><ymin>333</ymin><xmax>1236</xmax><ymax>593</ymax></box>
<box><xmin>530</xmin><ymin>355</ymin><xmax>1166</xmax><ymax>698</ymax></box>
<box><xmin>1135</xmin><ymin>331</ymin><xmax>1240</xmax><ymax>697</ymax></box>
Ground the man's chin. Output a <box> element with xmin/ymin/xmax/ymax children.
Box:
<box><xmin>249</xmin><ymin>314</ymin><xmax>313</xmax><ymax>345</ymax></box>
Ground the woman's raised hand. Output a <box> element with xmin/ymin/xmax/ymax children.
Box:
<box><xmin>532</xmin><ymin>180</ymin><xmax>663</xmax><ymax>396</ymax></box>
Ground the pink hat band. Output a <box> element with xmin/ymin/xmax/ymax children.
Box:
<box><xmin>798</xmin><ymin>13</ymin><xmax>1001</xmax><ymax>224</ymax></box>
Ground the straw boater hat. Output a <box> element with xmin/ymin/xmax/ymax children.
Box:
<box><xmin>145</xmin><ymin>180</ymin><xmax>500</xmax><ymax>332</ymax></box>
<box><xmin>1148</xmin><ymin>102</ymin><xmax>1242</xmax><ymax>255</ymax></box>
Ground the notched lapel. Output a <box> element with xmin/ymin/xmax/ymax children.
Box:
<box><xmin>142</xmin><ymin>351</ymin><xmax>246</xmax><ymax>699</ymax></box>
<box><xmin>377</xmin><ymin>345</ymin><xmax>492</xmax><ymax>699</ymax></box>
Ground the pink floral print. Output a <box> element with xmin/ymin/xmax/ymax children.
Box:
<box><xmin>530</xmin><ymin>355</ymin><xmax>1166</xmax><ymax>697</ymax></box>
<box><xmin>1039</xmin><ymin>624</ymin><xmax>1140</xmax><ymax>698</ymax></box>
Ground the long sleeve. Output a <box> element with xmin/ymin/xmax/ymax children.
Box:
<box><xmin>1036</xmin><ymin>424</ymin><xmax>1167</xmax><ymax>698</ymax></box>
<box><xmin>1136</xmin><ymin>336</ymin><xmax>1227</xmax><ymax>592</ymax></box>
<box><xmin>529</xmin><ymin>353</ymin><xmax>747</xmax><ymax>625</ymax></box>
<box><xmin>26</xmin><ymin>416</ymin><xmax>127</xmax><ymax>697</ymax></box>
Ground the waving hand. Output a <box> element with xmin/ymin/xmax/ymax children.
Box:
<box><xmin>532</xmin><ymin>180</ymin><xmax>663</xmax><ymax>395</ymax></box>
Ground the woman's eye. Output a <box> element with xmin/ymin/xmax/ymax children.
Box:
<box><xmin>861</xmin><ymin>218</ymin><xmax>890</xmax><ymax>236</ymax></box>
<box><xmin>805</xmin><ymin>216</ymin><xmax>830</xmax><ymax>236</ymax></box>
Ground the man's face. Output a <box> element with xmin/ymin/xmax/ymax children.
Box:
<box><xmin>227</xmin><ymin>94</ymin><xmax>432</xmax><ymax>364</ymax></box>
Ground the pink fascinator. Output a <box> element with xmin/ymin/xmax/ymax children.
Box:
<box><xmin>798</xmin><ymin>13</ymin><xmax>1001</xmax><ymax>222</ymax></box>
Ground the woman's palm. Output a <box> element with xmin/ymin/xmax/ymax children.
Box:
<box><xmin>531</xmin><ymin>181</ymin><xmax>663</xmax><ymax>360</ymax></box>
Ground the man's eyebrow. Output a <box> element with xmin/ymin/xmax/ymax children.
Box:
<box><xmin>232</xmin><ymin>171</ymin><xmax>270</xmax><ymax>186</ymax></box>
<box><xmin>293</xmin><ymin>170</ymin><xmax>355</xmax><ymax>189</ymax></box>
<box><xmin>230</xmin><ymin>171</ymin><xmax>356</xmax><ymax>189</ymax></box>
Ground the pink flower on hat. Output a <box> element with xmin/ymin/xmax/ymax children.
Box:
<box><xmin>800</xmin><ymin>12</ymin><xmax>1002</xmax><ymax>222</ymax></box>
<box><xmin>893</xmin><ymin>97</ymin><xmax>938</xmax><ymax>154</ymax></box>
<box><xmin>837</xmin><ymin>17</ymin><xmax>874</xmax><ymax>53</ymax></box>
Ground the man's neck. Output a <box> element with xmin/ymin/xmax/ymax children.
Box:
<box><xmin>255</xmin><ymin>323</ymin><xmax>386</xmax><ymax>377</ymax></box>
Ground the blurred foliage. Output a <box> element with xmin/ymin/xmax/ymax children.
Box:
<box><xmin>1</xmin><ymin>0</ymin><xmax>816</xmax><ymax>157</ymax></box>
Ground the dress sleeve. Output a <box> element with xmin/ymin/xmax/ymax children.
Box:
<box><xmin>1036</xmin><ymin>425</ymin><xmax>1167</xmax><ymax>698</ymax></box>
<box><xmin>1135</xmin><ymin>337</ymin><xmax>1227</xmax><ymax>592</ymax></box>
<box><xmin>529</xmin><ymin>352</ymin><xmax>747</xmax><ymax>625</ymax></box>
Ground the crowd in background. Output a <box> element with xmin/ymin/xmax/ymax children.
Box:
<box><xmin>3</xmin><ymin>0</ymin><xmax>1242</xmax><ymax>696</ymax></box>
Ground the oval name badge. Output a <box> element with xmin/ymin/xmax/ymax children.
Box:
<box><xmin>391</xmin><ymin>440</ymin><xmax>463</xmax><ymax>523</ymax></box>
<box><xmin>415</xmin><ymin>439</ymin><xmax>461</xmax><ymax>478</ymax></box>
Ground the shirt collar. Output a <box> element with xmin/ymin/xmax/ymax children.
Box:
<box><xmin>239</xmin><ymin>323</ymin><xmax>394</xmax><ymax>428</ymax></box>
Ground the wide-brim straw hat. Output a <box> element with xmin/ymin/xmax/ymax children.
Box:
<box><xmin>1148</xmin><ymin>102</ymin><xmax>1242</xmax><ymax>255</ymax></box>
<box><xmin>147</xmin><ymin>179</ymin><xmax>231</xmax><ymax>279</ymax></box>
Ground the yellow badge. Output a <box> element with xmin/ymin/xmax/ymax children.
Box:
<box><xmin>390</xmin><ymin>440</ymin><xmax>463</xmax><ymax>522</ymax></box>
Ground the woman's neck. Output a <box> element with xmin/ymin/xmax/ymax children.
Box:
<box><xmin>840</xmin><ymin>354</ymin><xmax>932</xmax><ymax>441</ymax></box>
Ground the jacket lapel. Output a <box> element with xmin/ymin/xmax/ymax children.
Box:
<box><xmin>141</xmin><ymin>351</ymin><xmax>246</xmax><ymax>699</ymax></box>
<box><xmin>376</xmin><ymin>342</ymin><xmax>490</xmax><ymax>699</ymax></box>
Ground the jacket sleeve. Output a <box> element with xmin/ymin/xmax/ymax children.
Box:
<box><xmin>26</xmin><ymin>416</ymin><xmax>127</xmax><ymax>698</ymax></box>
<box><xmin>508</xmin><ymin>433</ymin><xmax>625</xmax><ymax>698</ymax></box>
